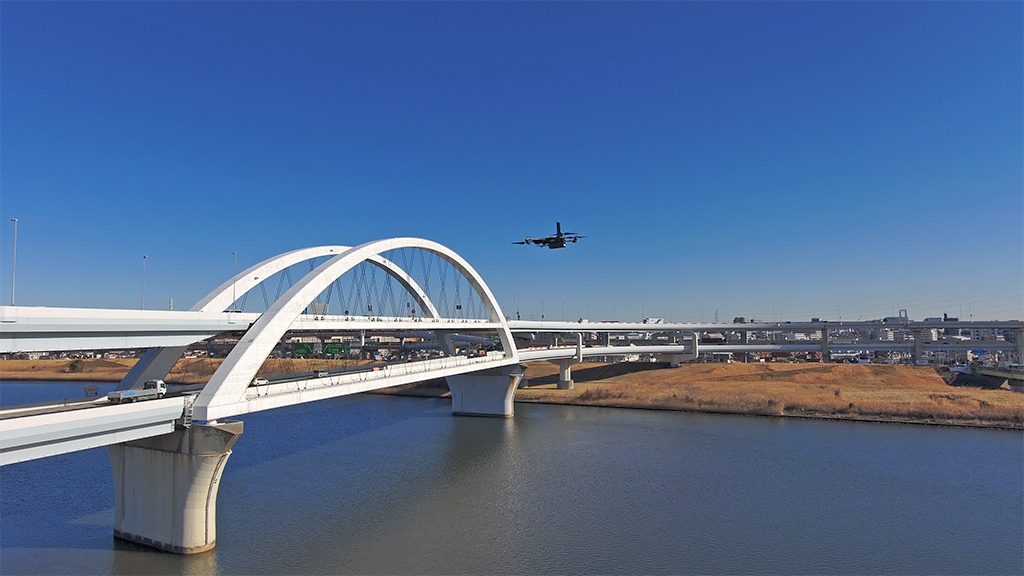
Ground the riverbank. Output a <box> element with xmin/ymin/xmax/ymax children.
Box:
<box><xmin>511</xmin><ymin>361</ymin><xmax>1023</xmax><ymax>429</ymax></box>
<box><xmin>2</xmin><ymin>359</ymin><xmax>1021</xmax><ymax>428</ymax></box>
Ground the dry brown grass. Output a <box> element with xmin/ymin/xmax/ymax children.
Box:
<box><xmin>0</xmin><ymin>358</ymin><xmax>138</xmax><ymax>382</ymax></box>
<box><xmin>0</xmin><ymin>358</ymin><xmax>380</xmax><ymax>385</ymax></box>
<box><xmin>7</xmin><ymin>358</ymin><xmax>1022</xmax><ymax>428</ymax></box>
<box><xmin>517</xmin><ymin>361</ymin><xmax>1024</xmax><ymax>428</ymax></box>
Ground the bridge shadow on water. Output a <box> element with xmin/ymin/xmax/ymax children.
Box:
<box><xmin>211</xmin><ymin>392</ymin><xmax>527</xmax><ymax>574</ymax></box>
<box><xmin>227</xmin><ymin>392</ymin><xmax>455</xmax><ymax>469</ymax></box>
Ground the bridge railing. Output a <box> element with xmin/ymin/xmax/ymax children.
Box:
<box><xmin>289</xmin><ymin>314</ymin><xmax>496</xmax><ymax>325</ymax></box>
<box><xmin>242</xmin><ymin>351</ymin><xmax>510</xmax><ymax>402</ymax></box>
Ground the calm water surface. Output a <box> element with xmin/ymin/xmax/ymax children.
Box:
<box><xmin>1</xmin><ymin>380</ymin><xmax>1022</xmax><ymax>574</ymax></box>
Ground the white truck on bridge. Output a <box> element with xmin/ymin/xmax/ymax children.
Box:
<box><xmin>107</xmin><ymin>379</ymin><xmax>167</xmax><ymax>403</ymax></box>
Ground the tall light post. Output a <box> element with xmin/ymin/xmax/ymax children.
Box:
<box><xmin>541</xmin><ymin>299</ymin><xmax>545</xmax><ymax>320</ymax></box>
<box><xmin>231</xmin><ymin>252</ymin><xmax>237</xmax><ymax>311</ymax></box>
<box><xmin>9</xmin><ymin>218</ymin><xmax>17</xmax><ymax>306</ymax></box>
<box><xmin>141</xmin><ymin>255</ymin><xmax>148</xmax><ymax>310</ymax></box>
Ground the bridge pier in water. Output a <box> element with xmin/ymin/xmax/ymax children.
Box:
<box><xmin>446</xmin><ymin>364</ymin><xmax>526</xmax><ymax>417</ymax></box>
<box><xmin>107</xmin><ymin>421</ymin><xmax>243</xmax><ymax>554</ymax></box>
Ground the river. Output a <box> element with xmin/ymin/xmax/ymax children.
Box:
<box><xmin>1</xmin><ymin>380</ymin><xmax>1021</xmax><ymax>574</ymax></box>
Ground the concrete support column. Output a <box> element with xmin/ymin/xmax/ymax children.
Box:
<box><xmin>742</xmin><ymin>330</ymin><xmax>749</xmax><ymax>363</ymax></box>
<box><xmin>1014</xmin><ymin>330</ymin><xmax>1024</xmax><ymax>365</ymax></box>
<box><xmin>657</xmin><ymin>354</ymin><xmax>686</xmax><ymax>367</ymax></box>
<box><xmin>446</xmin><ymin>364</ymin><xmax>525</xmax><ymax>417</ymax></box>
<box><xmin>107</xmin><ymin>420</ymin><xmax>243</xmax><ymax>554</ymax></box>
<box><xmin>436</xmin><ymin>331</ymin><xmax>456</xmax><ymax>356</ymax></box>
<box><xmin>554</xmin><ymin>359</ymin><xmax>576</xmax><ymax>390</ymax></box>
<box><xmin>117</xmin><ymin>346</ymin><xmax>189</xmax><ymax>390</ymax></box>
<box><xmin>912</xmin><ymin>329</ymin><xmax>924</xmax><ymax>365</ymax></box>
<box><xmin>821</xmin><ymin>326</ymin><xmax>830</xmax><ymax>363</ymax></box>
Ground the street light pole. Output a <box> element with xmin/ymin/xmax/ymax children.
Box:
<box><xmin>141</xmin><ymin>256</ymin><xmax>147</xmax><ymax>310</ymax></box>
<box><xmin>231</xmin><ymin>252</ymin><xmax>237</xmax><ymax>311</ymax></box>
<box><xmin>10</xmin><ymin>218</ymin><xmax>17</xmax><ymax>306</ymax></box>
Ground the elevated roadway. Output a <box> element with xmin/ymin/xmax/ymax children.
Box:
<box><xmin>0</xmin><ymin>395</ymin><xmax>187</xmax><ymax>465</ymax></box>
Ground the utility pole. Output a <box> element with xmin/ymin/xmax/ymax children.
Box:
<box><xmin>9</xmin><ymin>218</ymin><xmax>17</xmax><ymax>306</ymax></box>
<box><xmin>232</xmin><ymin>252</ymin><xmax>238</xmax><ymax>311</ymax></box>
<box><xmin>141</xmin><ymin>256</ymin><xmax>147</xmax><ymax>310</ymax></box>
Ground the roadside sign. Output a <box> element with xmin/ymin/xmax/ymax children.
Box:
<box><xmin>294</xmin><ymin>343</ymin><xmax>316</xmax><ymax>356</ymax></box>
<box><xmin>324</xmin><ymin>342</ymin><xmax>350</xmax><ymax>355</ymax></box>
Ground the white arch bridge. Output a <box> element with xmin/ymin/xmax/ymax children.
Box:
<box><xmin>1</xmin><ymin>238</ymin><xmax>701</xmax><ymax>554</ymax></box>
<box><xmin>1</xmin><ymin>239</ymin><xmax>1020</xmax><ymax>555</ymax></box>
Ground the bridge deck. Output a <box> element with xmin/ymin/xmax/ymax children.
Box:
<box><xmin>0</xmin><ymin>396</ymin><xmax>186</xmax><ymax>466</ymax></box>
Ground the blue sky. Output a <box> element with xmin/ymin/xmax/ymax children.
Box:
<box><xmin>2</xmin><ymin>2</ymin><xmax>1021</xmax><ymax>322</ymax></box>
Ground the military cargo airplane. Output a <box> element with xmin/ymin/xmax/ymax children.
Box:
<box><xmin>512</xmin><ymin>222</ymin><xmax>586</xmax><ymax>249</ymax></box>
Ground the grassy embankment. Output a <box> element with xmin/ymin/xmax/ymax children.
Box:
<box><xmin>516</xmin><ymin>362</ymin><xmax>1024</xmax><ymax>429</ymax></box>
<box><xmin>3</xmin><ymin>358</ymin><xmax>1021</xmax><ymax>428</ymax></box>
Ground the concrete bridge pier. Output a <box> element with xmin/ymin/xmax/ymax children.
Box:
<box><xmin>912</xmin><ymin>329</ymin><xmax>924</xmax><ymax>365</ymax></box>
<box><xmin>551</xmin><ymin>333</ymin><xmax>585</xmax><ymax>389</ymax></box>
<box><xmin>821</xmin><ymin>327</ymin><xmax>830</xmax><ymax>363</ymax></box>
<box><xmin>447</xmin><ymin>364</ymin><xmax>526</xmax><ymax>417</ymax></box>
<box><xmin>553</xmin><ymin>359</ymin><xmax>576</xmax><ymax>389</ymax></box>
<box><xmin>107</xmin><ymin>420</ymin><xmax>243</xmax><ymax>554</ymax></box>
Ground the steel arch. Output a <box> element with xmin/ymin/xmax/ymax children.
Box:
<box><xmin>192</xmin><ymin>246</ymin><xmax>439</xmax><ymax>318</ymax></box>
<box><xmin>193</xmin><ymin>238</ymin><xmax>516</xmax><ymax>421</ymax></box>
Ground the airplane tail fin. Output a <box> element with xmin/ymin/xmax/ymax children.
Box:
<box><xmin>556</xmin><ymin>221</ymin><xmax>562</xmax><ymax>236</ymax></box>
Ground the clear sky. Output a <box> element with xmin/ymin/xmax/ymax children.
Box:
<box><xmin>1</xmin><ymin>2</ymin><xmax>1021</xmax><ymax>322</ymax></box>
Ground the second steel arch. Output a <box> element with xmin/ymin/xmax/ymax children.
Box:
<box><xmin>193</xmin><ymin>238</ymin><xmax>517</xmax><ymax>421</ymax></box>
